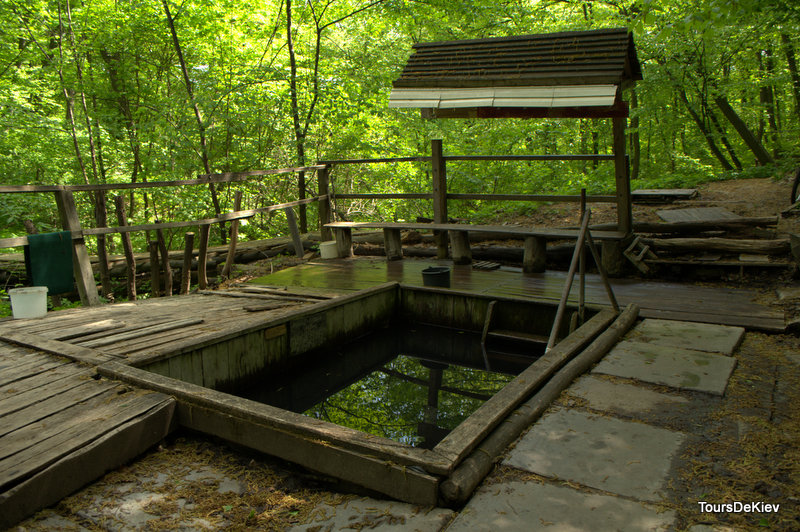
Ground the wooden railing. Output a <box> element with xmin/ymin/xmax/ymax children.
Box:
<box><xmin>1</xmin><ymin>166</ymin><xmax>326</xmax><ymax>306</ymax></box>
<box><xmin>315</xmin><ymin>140</ymin><xmax>622</xmax><ymax>245</ymax></box>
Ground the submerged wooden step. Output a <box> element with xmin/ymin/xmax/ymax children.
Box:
<box><xmin>487</xmin><ymin>329</ymin><xmax>549</xmax><ymax>344</ymax></box>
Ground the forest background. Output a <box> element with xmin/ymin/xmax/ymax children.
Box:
<box><xmin>1</xmin><ymin>0</ymin><xmax>800</xmax><ymax>255</ymax></box>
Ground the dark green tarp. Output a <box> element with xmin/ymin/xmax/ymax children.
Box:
<box><xmin>24</xmin><ymin>231</ymin><xmax>74</xmax><ymax>295</ymax></box>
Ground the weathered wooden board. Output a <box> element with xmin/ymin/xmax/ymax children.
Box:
<box><xmin>656</xmin><ymin>207</ymin><xmax>741</xmax><ymax>223</ymax></box>
<box><xmin>632</xmin><ymin>189</ymin><xmax>697</xmax><ymax>203</ymax></box>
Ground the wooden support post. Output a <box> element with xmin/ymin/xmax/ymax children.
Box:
<box><xmin>94</xmin><ymin>190</ymin><xmax>113</xmax><ymax>299</ymax></box>
<box><xmin>601</xmin><ymin>239</ymin><xmax>625</xmax><ymax>277</ymax></box>
<box><xmin>523</xmin><ymin>236</ymin><xmax>547</xmax><ymax>273</ymax></box>
<box><xmin>221</xmin><ymin>191</ymin><xmax>243</xmax><ymax>279</ymax></box>
<box><xmin>181</xmin><ymin>232</ymin><xmax>195</xmax><ymax>294</ymax></box>
<box><xmin>383</xmin><ymin>228</ymin><xmax>403</xmax><ymax>261</ymax></box>
<box><xmin>197</xmin><ymin>223</ymin><xmax>210</xmax><ymax>289</ymax></box>
<box><xmin>449</xmin><ymin>230</ymin><xmax>472</xmax><ymax>265</ymax></box>
<box><xmin>334</xmin><ymin>227</ymin><xmax>353</xmax><ymax>258</ymax></box>
<box><xmin>431</xmin><ymin>139</ymin><xmax>449</xmax><ymax>259</ymax></box>
<box><xmin>114</xmin><ymin>195</ymin><xmax>136</xmax><ymax>301</ymax></box>
<box><xmin>54</xmin><ymin>190</ymin><xmax>100</xmax><ymax>306</ymax></box>
<box><xmin>148</xmin><ymin>240</ymin><xmax>161</xmax><ymax>297</ymax></box>
<box><xmin>612</xmin><ymin>117</ymin><xmax>632</xmax><ymax>235</ymax></box>
<box><xmin>155</xmin><ymin>221</ymin><xmax>172</xmax><ymax>297</ymax></box>
<box><xmin>318</xmin><ymin>165</ymin><xmax>333</xmax><ymax>241</ymax></box>
<box><xmin>285</xmin><ymin>207</ymin><xmax>304</xmax><ymax>258</ymax></box>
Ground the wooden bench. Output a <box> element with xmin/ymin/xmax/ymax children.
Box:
<box><xmin>324</xmin><ymin>221</ymin><xmax>627</xmax><ymax>273</ymax></box>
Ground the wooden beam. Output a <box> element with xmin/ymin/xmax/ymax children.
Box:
<box><xmin>0</xmin><ymin>166</ymin><xmax>326</xmax><ymax>194</ymax></box>
<box><xmin>284</xmin><ymin>207</ymin><xmax>304</xmax><ymax>258</ymax></box>
<box><xmin>54</xmin><ymin>190</ymin><xmax>100</xmax><ymax>306</ymax></box>
<box><xmin>431</xmin><ymin>139</ymin><xmax>449</xmax><ymax>259</ymax></box>
<box><xmin>317</xmin><ymin>166</ymin><xmax>333</xmax><ymax>241</ymax></box>
<box><xmin>612</xmin><ymin>116</ymin><xmax>632</xmax><ymax>235</ymax></box>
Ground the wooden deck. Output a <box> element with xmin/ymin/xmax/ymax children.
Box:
<box><xmin>0</xmin><ymin>342</ymin><xmax>175</xmax><ymax>527</ymax></box>
<box><xmin>0</xmin><ymin>290</ymin><xmax>323</xmax><ymax>526</ymax></box>
<box><xmin>251</xmin><ymin>258</ymin><xmax>785</xmax><ymax>332</ymax></box>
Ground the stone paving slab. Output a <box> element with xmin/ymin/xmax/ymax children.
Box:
<box><xmin>592</xmin><ymin>340</ymin><xmax>737</xmax><ymax>396</ymax></box>
<box><xmin>503</xmin><ymin>408</ymin><xmax>686</xmax><ymax>502</ymax></box>
<box><xmin>569</xmin><ymin>375</ymin><xmax>690</xmax><ymax>416</ymax></box>
<box><xmin>445</xmin><ymin>480</ymin><xmax>675</xmax><ymax>531</ymax></box>
<box><xmin>289</xmin><ymin>497</ymin><xmax>454</xmax><ymax>532</ymax></box>
<box><xmin>628</xmin><ymin>319</ymin><xmax>744</xmax><ymax>355</ymax></box>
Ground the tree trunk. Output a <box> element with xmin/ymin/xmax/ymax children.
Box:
<box><xmin>782</xmin><ymin>33</ymin><xmax>800</xmax><ymax>124</ymax></box>
<box><xmin>678</xmin><ymin>89</ymin><xmax>733</xmax><ymax>170</ymax></box>
<box><xmin>714</xmin><ymin>95</ymin><xmax>774</xmax><ymax>166</ymax></box>
<box><xmin>629</xmin><ymin>87</ymin><xmax>640</xmax><ymax>180</ymax></box>
<box><xmin>286</xmin><ymin>0</ymin><xmax>308</xmax><ymax>233</ymax></box>
<box><xmin>162</xmin><ymin>0</ymin><xmax>225</xmax><ymax>243</ymax></box>
<box><xmin>707</xmin><ymin>107</ymin><xmax>743</xmax><ymax>170</ymax></box>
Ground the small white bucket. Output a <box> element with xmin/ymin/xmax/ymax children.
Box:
<box><xmin>319</xmin><ymin>241</ymin><xmax>339</xmax><ymax>259</ymax></box>
<box><xmin>9</xmin><ymin>286</ymin><xmax>48</xmax><ymax>319</ymax></box>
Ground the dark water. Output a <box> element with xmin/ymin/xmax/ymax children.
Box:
<box><xmin>240</xmin><ymin>323</ymin><xmax>538</xmax><ymax>448</ymax></box>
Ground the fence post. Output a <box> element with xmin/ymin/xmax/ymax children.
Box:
<box><xmin>318</xmin><ymin>165</ymin><xmax>333</xmax><ymax>241</ymax></box>
<box><xmin>431</xmin><ymin>139</ymin><xmax>448</xmax><ymax>259</ymax></box>
<box><xmin>54</xmin><ymin>190</ymin><xmax>101</xmax><ymax>306</ymax></box>
<box><xmin>285</xmin><ymin>207</ymin><xmax>305</xmax><ymax>258</ymax></box>
<box><xmin>114</xmin><ymin>195</ymin><xmax>137</xmax><ymax>300</ymax></box>
<box><xmin>221</xmin><ymin>190</ymin><xmax>243</xmax><ymax>279</ymax></box>
<box><xmin>197</xmin><ymin>223</ymin><xmax>210</xmax><ymax>289</ymax></box>
<box><xmin>181</xmin><ymin>232</ymin><xmax>195</xmax><ymax>294</ymax></box>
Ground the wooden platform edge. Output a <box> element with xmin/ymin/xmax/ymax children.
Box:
<box><xmin>97</xmin><ymin>361</ymin><xmax>453</xmax><ymax>476</ymax></box>
<box><xmin>0</xmin><ymin>398</ymin><xmax>176</xmax><ymax>529</ymax></box>
<box><xmin>433</xmin><ymin>307</ymin><xmax>619</xmax><ymax>465</ymax></box>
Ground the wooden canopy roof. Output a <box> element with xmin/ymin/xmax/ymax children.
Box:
<box><xmin>389</xmin><ymin>27</ymin><xmax>642</xmax><ymax>119</ymax></box>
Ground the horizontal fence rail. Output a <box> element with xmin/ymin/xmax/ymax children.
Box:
<box><xmin>0</xmin><ymin>166</ymin><xmax>326</xmax><ymax>194</ymax></box>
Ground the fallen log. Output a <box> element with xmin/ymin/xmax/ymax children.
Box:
<box><xmin>642</xmin><ymin>237</ymin><xmax>790</xmax><ymax>256</ymax></box>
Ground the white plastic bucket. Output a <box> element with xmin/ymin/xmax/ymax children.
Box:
<box><xmin>9</xmin><ymin>286</ymin><xmax>48</xmax><ymax>319</ymax></box>
<box><xmin>319</xmin><ymin>241</ymin><xmax>339</xmax><ymax>259</ymax></box>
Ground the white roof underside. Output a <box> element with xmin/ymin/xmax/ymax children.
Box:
<box><xmin>388</xmin><ymin>85</ymin><xmax>618</xmax><ymax>109</ymax></box>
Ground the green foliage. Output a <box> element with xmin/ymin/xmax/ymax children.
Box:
<box><xmin>1</xmin><ymin>0</ymin><xmax>799</xmax><ymax>245</ymax></box>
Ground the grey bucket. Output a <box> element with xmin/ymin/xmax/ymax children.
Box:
<box><xmin>422</xmin><ymin>266</ymin><xmax>451</xmax><ymax>288</ymax></box>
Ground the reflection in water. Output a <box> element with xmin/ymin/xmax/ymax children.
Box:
<box><xmin>240</xmin><ymin>323</ymin><xmax>539</xmax><ymax>448</ymax></box>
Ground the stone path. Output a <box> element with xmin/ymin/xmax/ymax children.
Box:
<box><xmin>291</xmin><ymin>319</ymin><xmax>743</xmax><ymax>532</ymax></box>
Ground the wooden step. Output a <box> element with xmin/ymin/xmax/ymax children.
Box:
<box><xmin>487</xmin><ymin>329</ymin><xmax>549</xmax><ymax>344</ymax></box>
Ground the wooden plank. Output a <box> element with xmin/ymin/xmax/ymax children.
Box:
<box><xmin>656</xmin><ymin>207</ymin><xmax>741</xmax><ymax>223</ymax></box>
<box><xmin>0</xmin><ymin>388</ymin><xmax>170</xmax><ymax>489</ymax></box>
<box><xmin>178</xmin><ymin>401</ymin><xmax>439</xmax><ymax>505</ymax></box>
<box><xmin>0</xmin><ymin>358</ymin><xmax>72</xmax><ymax>388</ymax></box>
<box><xmin>1</xmin><ymin>380</ymin><xmax>116</xmax><ymax>437</ymax></box>
<box><xmin>0</xmin><ymin>397</ymin><xmax>175</xmax><ymax>529</ymax></box>
<box><xmin>433</xmin><ymin>308</ymin><xmax>617</xmax><ymax>465</ymax></box>
<box><xmin>447</xmin><ymin>193</ymin><xmax>615</xmax><ymax>203</ymax></box>
<box><xmin>0</xmin><ymin>332</ymin><xmax>118</xmax><ymax>366</ymax></box>
<box><xmin>76</xmin><ymin>318</ymin><xmax>204</xmax><ymax>349</ymax></box>
<box><xmin>612</xmin><ymin>116</ymin><xmax>632</xmax><ymax>234</ymax></box>
<box><xmin>325</xmin><ymin>221</ymin><xmax>626</xmax><ymax>240</ymax></box>
<box><xmin>46</xmin><ymin>319</ymin><xmax>126</xmax><ymax>341</ymax></box>
<box><xmin>0</xmin><ymin>364</ymin><xmax>89</xmax><ymax>402</ymax></box>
